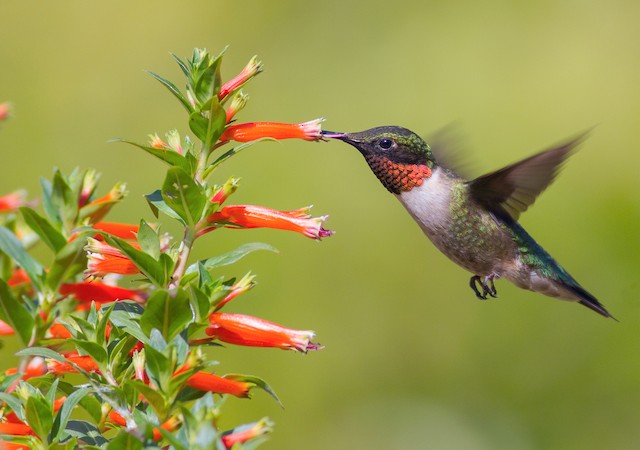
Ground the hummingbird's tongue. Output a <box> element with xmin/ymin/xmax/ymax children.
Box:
<box><xmin>320</xmin><ymin>130</ymin><xmax>347</xmax><ymax>139</ymax></box>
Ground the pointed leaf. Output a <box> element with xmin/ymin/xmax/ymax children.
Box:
<box><xmin>193</xmin><ymin>54</ymin><xmax>222</xmax><ymax>103</ymax></box>
<box><xmin>65</xmin><ymin>420</ymin><xmax>108</xmax><ymax>446</ymax></box>
<box><xmin>16</xmin><ymin>346</ymin><xmax>67</xmax><ymax>363</ymax></box>
<box><xmin>161</xmin><ymin>167</ymin><xmax>206</xmax><ymax>226</ymax></box>
<box><xmin>0</xmin><ymin>226</ymin><xmax>44</xmax><ymax>290</ymax></box>
<box><xmin>106</xmin><ymin>236</ymin><xmax>169</xmax><ymax>287</ymax></box>
<box><xmin>51</xmin><ymin>387</ymin><xmax>91</xmax><ymax>442</ymax></box>
<box><xmin>40</xmin><ymin>177</ymin><xmax>59</xmax><ymax>226</ymax></box>
<box><xmin>186</xmin><ymin>242</ymin><xmax>277</xmax><ymax>274</ymax></box>
<box><xmin>137</xmin><ymin>220</ymin><xmax>160</xmax><ymax>259</ymax></box>
<box><xmin>0</xmin><ymin>278</ymin><xmax>34</xmax><ymax>345</ymax></box>
<box><xmin>26</xmin><ymin>394</ymin><xmax>54</xmax><ymax>441</ymax></box>
<box><xmin>147</xmin><ymin>70</ymin><xmax>192</xmax><ymax>113</ymax></box>
<box><xmin>114</xmin><ymin>139</ymin><xmax>192</xmax><ymax>172</ymax></box>
<box><xmin>20</xmin><ymin>207</ymin><xmax>66</xmax><ymax>252</ymax></box>
<box><xmin>205</xmin><ymin>138</ymin><xmax>275</xmax><ymax>175</ymax></box>
<box><xmin>46</xmin><ymin>236</ymin><xmax>88</xmax><ymax>292</ymax></box>
<box><xmin>51</xmin><ymin>170</ymin><xmax>79</xmax><ymax>231</ymax></box>
<box><xmin>226</xmin><ymin>374</ymin><xmax>282</xmax><ymax>407</ymax></box>
<box><xmin>145</xmin><ymin>189</ymin><xmax>183</xmax><ymax>221</ymax></box>
<box><xmin>140</xmin><ymin>289</ymin><xmax>193</xmax><ymax>341</ymax></box>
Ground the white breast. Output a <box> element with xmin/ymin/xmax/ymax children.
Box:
<box><xmin>395</xmin><ymin>167</ymin><xmax>454</xmax><ymax>240</ymax></box>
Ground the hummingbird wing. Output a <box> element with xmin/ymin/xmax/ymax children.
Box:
<box><xmin>426</xmin><ymin>124</ymin><xmax>475</xmax><ymax>179</ymax></box>
<box><xmin>466</xmin><ymin>132</ymin><xmax>589</xmax><ymax>221</ymax></box>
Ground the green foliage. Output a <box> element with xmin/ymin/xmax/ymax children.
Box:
<box><xmin>0</xmin><ymin>47</ymin><xmax>327</xmax><ymax>449</ymax></box>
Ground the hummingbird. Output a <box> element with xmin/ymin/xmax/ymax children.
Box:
<box><xmin>322</xmin><ymin>126</ymin><xmax>613</xmax><ymax>318</ymax></box>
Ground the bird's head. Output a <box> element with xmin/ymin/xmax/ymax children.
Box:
<box><xmin>322</xmin><ymin>126</ymin><xmax>435</xmax><ymax>194</ymax></box>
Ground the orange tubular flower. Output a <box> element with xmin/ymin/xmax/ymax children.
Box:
<box><xmin>60</xmin><ymin>281</ymin><xmax>145</xmax><ymax>305</ymax></box>
<box><xmin>221</xmin><ymin>419</ymin><xmax>273</xmax><ymax>449</ymax></box>
<box><xmin>48</xmin><ymin>323</ymin><xmax>72</xmax><ymax>339</ymax></box>
<box><xmin>204</xmin><ymin>204</ymin><xmax>333</xmax><ymax>240</ymax></box>
<box><xmin>108</xmin><ymin>411</ymin><xmax>179</xmax><ymax>441</ymax></box>
<box><xmin>218</xmin><ymin>56</ymin><xmax>263</xmax><ymax>101</ymax></box>
<box><xmin>0</xmin><ymin>191</ymin><xmax>27</xmax><ymax>212</ymax></box>
<box><xmin>0</xmin><ymin>102</ymin><xmax>10</xmax><ymax>122</ymax></box>
<box><xmin>219</xmin><ymin>119</ymin><xmax>324</xmax><ymax>143</ymax></box>
<box><xmin>206</xmin><ymin>313</ymin><xmax>321</xmax><ymax>353</ymax></box>
<box><xmin>93</xmin><ymin>222</ymin><xmax>139</xmax><ymax>240</ymax></box>
<box><xmin>7</xmin><ymin>269</ymin><xmax>30</xmax><ymax>287</ymax></box>
<box><xmin>85</xmin><ymin>238</ymin><xmax>140</xmax><ymax>278</ymax></box>
<box><xmin>185</xmin><ymin>371</ymin><xmax>253</xmax><ymax>398</ymax></box>
<box><xmin>47</xmin><ymin>353</ymin><xmax>100</xmax><ymax>375</ymax></box>
<box><xmin>0</xmin><ymin>320</ymin><xmax>14</xmax><ymax>335</ymax></box>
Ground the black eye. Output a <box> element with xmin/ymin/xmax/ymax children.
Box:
<box><xmin>379</xmin><ymin>138</ymin><xmax>394</xmax><ymax>150</ymax></box>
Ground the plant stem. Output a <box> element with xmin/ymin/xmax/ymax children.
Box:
<box><xmin>171</xmin><ymin>225</ymin><xmax>196</xmax><ymax>288</ymax></box>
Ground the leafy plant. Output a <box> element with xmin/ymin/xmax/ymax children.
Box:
<box><xmin>0</xmin><ymin>48</ymin><xmax>331</xmax><ymax>449</ymax></box>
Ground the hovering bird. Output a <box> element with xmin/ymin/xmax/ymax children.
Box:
<box><xmin>322</xmin><ymin>126</ymin><xmax>612</xmax><ymax>318</ymax></box>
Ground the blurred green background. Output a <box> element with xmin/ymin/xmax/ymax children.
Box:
<box><xmin>1</xmin><ymin>1</ymin><xmax>639</xmax><ymax>448</ymax></box>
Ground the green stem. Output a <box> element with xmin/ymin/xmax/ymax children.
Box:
<box><xmin>171</xmin><ymin>225</ymin><xmax>196</xmax><ymax>288</ymax></box>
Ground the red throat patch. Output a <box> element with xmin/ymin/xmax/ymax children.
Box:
<box><xmin>365</xmin><ymin>155</ymin><xmax>432</xmax><ymax>194</ymax></box>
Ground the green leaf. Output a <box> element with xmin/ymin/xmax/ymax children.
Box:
<box><xmin>0</xmin><ymin>278</ymin><xmax>34</xmax><ymax>345</ymax></box>
<box><xmin>140</xmin><ymin>289</ymin><xmax>193</xmax><ymax>341</ymax></box>
<box><xmin>161</xmin><ymin>167</ymin><xmax>206</xmax><ymax>227</ymax></box>
<box><xmin>126</xmin><ymin>380</ymin><xmax>167</xmax><ymax>418</ymax></box>
<box><xmin>205</xmin><ymin>138</ymin><xmax>276</xmax><ymax>176</ymax></box>
<box><xmin>51</xmin><ymin>387</ymin><xmax>91</xmax><ymax>443</ymax></box>
<box><xmin>65</xmin><ymin>420</ymin><xmax>108</xmax><ymax>446</ymax></box>
<box><xmin>106</xmin><ymin>236</ymin><xmax>169</xmax><ymax>287</ymax></box>
<box><xmin>46</xmin><ymin>236</ymin><xmax>88</xmax><ymax>292</ymax></box>
<box><xmin>146</xmin><ymin>70</ymin><xmax>192</xmax><ymax>113</ymax></box>
<box><xmin>51</xmin><ymin>170</ymin><xmax>79</xmax><ymax>232</ymax></box>
<box><xmin>0</xmin><ymin>392</ymin><xmax>25</xmax><ymax>421</ymax></box>
<box><xmin>26</xmin><ymin>394</ymin><xmax>54</xmax><ymax>441</ymax></box>
<box><xmin>145</xmin><ymin>190</ymin><xmax>183</xmax><ymax>221</ymax></box>
<box><xmin>16</xmin><ymin>346</ymin><xmax>67</xmax><ymax>363</ymax></box>
<box><xmin>71</xmin><ymin>340</ymin><xmax>108</xmax><ymax>366</ymax></box>
<box><xmin>193</xmin><ymin>53</ymin><xmax>222</xmax><ymax>104</ymax></box>
<box><xmin>56</xmin><ymin>381</ymin><xmax>102</xmax><ymax>423</ymax></box>
<box><xmin>226</xmin><ymin>374</ymin><xmax>282</xmax><ymax>407</ymax></box>
<box><xmin>137</xmin><ymin>220</ymin><xmax>160</xmax><ymax>259</ymax></box>
<box><xmin>186</xmin><ymin>242</ymin><xmax>278</xmax><ymax>274</ymax></box>
<box><xmin>40</xmin><ymin>177</ymin><xmax>59</xmax><ymax>226</ymax></box>
<box><xmin>144</xmin><ymin>344</ymin><xmax>171</xmax><ymax>392</ymax></box>
<box><xmin>189</xmin><ymin>98</ymin><xmax>226</xmax><ymax>151</ymax></box>
<box><xmin>107</xmin><ymin>430</ymin><xmax>144</xmax><ymax>450</ymax></box>
<box><xmin>114</xmin><ymin>139</ymin><xmax>192</xmax><ymax>173</ymax></box>
<box><xmin>20</xmin><ymin>207</ymin><xmax>67</xmax><ymax>252</ymax></box>
<box><xmin>0</xmin><ymin>226</ymin><xmax>44</xmax><ymax>290</ymax></box>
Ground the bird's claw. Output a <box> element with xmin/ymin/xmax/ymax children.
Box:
<box><xmin>469</xmin><ymin>275</ymin><xmax>498</xmax><ymax>300</ymax></box>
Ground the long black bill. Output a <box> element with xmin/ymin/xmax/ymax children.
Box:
<box><xmin>321</xmin><ymin>130</ymin><xmax>348</xmax><ymax>139</ymax></box>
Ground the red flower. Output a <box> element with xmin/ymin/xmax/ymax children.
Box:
<box><xmin>93</xmin><ymin>222</ymin><xmax>139</xmax><ymax>240</ymax></box>
<box><xmin>85</xmin><ymin>238</ymin><xmax>140</xmax><ymax>278</ymax></box>
<box><xmin>219</xmin><ymin>119</ymin><xmax>324</xmax><ymax>142</ymax></box>
<box><xmin>0</xmin><ymin>102</ymin><xmax>10</xmax><ymax>122</ymax></box>
<box><xmin>47</xmin><ymin>353</ymin><xmax>100</xmax><ymax>375</ymax></box>
<box><xmin>4</xmin><ymin>358</ymin><xmax>47</xmax><ymax>384</ymax></box>
<box><xmin>60</xmin><ymin>281</ymin><xmax>145</xmax><ymax>305</ymax></box>
<box><xmin>0</xmin><ymin>422</ymin><xmax>34</xmax><ymax>437</ymax></box>
<box><xmin>108</xmin><ymin>411</ymin><xmax>179</xmax><ymax>441</ymax></box>
<box><xmin>48</xmin><ymin>323</ymin><xmax>72</xmax><ymax>339</ymax></box>
<box><xmin>218</xmin><ymin>56</ymin><xmax>263</xmax><ymax>101</ymax></box>
<box><xmin>206</xmin><ymin>313</ymin><xmax>321</xmax><ymax>353</ymax></box>
<box><xmin>204</xmin><ymin>204</ymin><xmax>333</xmax><ymax>240</ymax></box>
<box><xmin>221</xmin><ymin>418</ymin><xmax>273</xmax><ymax>449</ymax></box>
<box><xmin>0</xmin><ymin>320</ymin><xmax>14</xmax><ymax>335</ymax></box>
<box><xmin>185</xmin><ymin>371</ymin><xmax>253</xmax><ymax>398</ymax></box>
<box><xmin>224</xmin><ymin>92</ymin><xmax>248</xmax><ymax>123</ymax></box>
<box><xmin>214</xmin><ymin>273</ymin><xmax>255</xmax><ymax>311</ymax></box>
<box><xmin>7</xmin><ymin>269</ymin><xmax>30</xmax><ymax>287</ymax></box>
<box><xmin>0</xmin><ymin>191</ymin><xmax>28</xmax><ymax>212</ymax></box>
<box><xmin>210</xmin><ymin>178</ymin><xmax>239</xmax><ymax>206</ymax></box>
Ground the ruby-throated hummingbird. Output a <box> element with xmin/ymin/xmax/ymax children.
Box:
<box><xmin>322</xmin><ymin>126</ymin><xmax>613</xmax><ymax>318</ymax></box>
